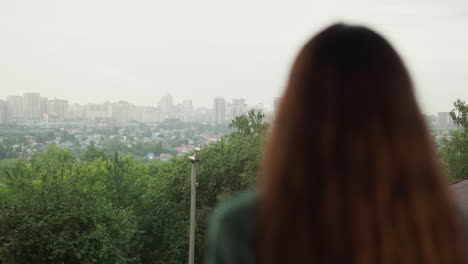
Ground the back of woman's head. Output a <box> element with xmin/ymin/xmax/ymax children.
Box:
<box><xmin>258</xmin><ymin>23</ymin><xmax>465</xmax><ymax>264</ymax></box>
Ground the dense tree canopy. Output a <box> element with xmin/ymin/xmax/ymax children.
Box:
<box><xmin>0</xmin><ymin>110</ymin><xmax>268</xmax><ymax>263</ymax></box>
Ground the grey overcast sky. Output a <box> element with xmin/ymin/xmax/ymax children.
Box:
<box><xmin>0</xmin><ymin>0</ymin><xmax>467</xmax><ymax>113</ymax></box>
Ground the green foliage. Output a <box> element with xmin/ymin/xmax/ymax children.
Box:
<box><xmin>439</xmin><ymin>131</ymin><xmax>468</xmax><ymax>181</ymax></box>
<box><xmin>439</xmin><ymin>99</ymin><xmax>468</xmax><ymax>181</ymax></box>
<box><xmin>230</xmin><ymin>109</ymin><xmax>268</xmax><ymax>137</ymax></box>
<box><xmin>102</xmin><ymin>138</ymin><xmax>129</xmax><ymax>153</ymax></box>
<box><xmin>104</xmin><ymin>153</ymin><xmax>134</xmax><ymax>208</ymax></box>
<box><xmin>30</xmin><ymin>144</ymin><xmax>74</xmax><ymax>181</ymax></box>
<box><xmin>83</xmin><ymin>142</ymin><xmax>107</xmax><ymax>162</ymax></box>
<box><xmin>0</xmin><ymin>160</ymin><xmax>33</xmax><ymax>192</ymax></box>
<box><xmin>0</xmin><ymin>110</ymin><xmax>268</xmax><ymax>263</ymax></box>
<box><xmin>0</xmin><ymin>157</ymin><xmax>137</xmax><ymax>264</ymax></box>
<box><xmin>450</xmin><ymin>99</ymin><xmax>468</xmax><ymax>129</ymax></box>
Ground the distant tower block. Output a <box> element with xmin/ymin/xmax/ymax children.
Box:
<box><xmin>213</xmin><ymin>97</ymin><xmax>226</xmax><ymax>124</ymax></box>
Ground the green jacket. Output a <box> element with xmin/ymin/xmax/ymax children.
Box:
<box><xmin>205</xmin><ymin>191</ymin><xmax>257</xmax><ymax>264</ymax></box>
<box><xmin>204</xmin><ymin>190</ymin><xmax>468</xmax><ymax>264</ymax></box>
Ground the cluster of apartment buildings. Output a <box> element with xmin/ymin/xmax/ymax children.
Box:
<box><xmin>0</xmin><ymin>93</ymin><xmax>264</xmax><ymax>125</ymax></box>
<box><xmin>213</xmin><ymin>97</ymin><xmax>251</xmax><ymax>124</ymax></box>
<box><xmin>83</xmin><ymin>94</ymin><xmax>253</xmax><ymax>124</ymax></box>
<box><xmin>0</xmin><ymin>93</ymin><xmax>68</xmax><ymax>123</ymax></box>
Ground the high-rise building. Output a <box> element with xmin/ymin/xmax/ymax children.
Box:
<box><xmin>48</xmin><ymin>99</ymin><xmax>68</xmax><ymax>122</ymax></box>
<box><xmin>129</xmin><ymin>105</ymin><xmax>142</xmax><ymax>122</ymax></box>
<box><xmin>7</xmin><ymin>96</ymin><xmax>23</xmax><ymax>122</ymax></box>
<box><xmin>158</xmin><ymin>94</ymin><xmax>173</xmax><ymax>113</ymax></box>
<box><xmin>67</xmin><ymin>103</ymin><xmax>86</xmax><ymax>120</ymax></box>
<box><xmin>225</xmin><ymin>101</ymin><xmax>232</xmax><ymax>120</ymax></box>
<box><xmin>86</xmin><ymin>103</ymin><xmax>112</xmax><ymax>121</ymax></box>
<box><xmin>141</xmin><ymin>106</ymin><xmax>160</xmax><ymax>123</ymax></box>
<box><xmin>231</xmin><ymin>98</ymin><xmax>246</xmax><ymax>119</ymax></box>
<box><xmin>23</xmin><ymin>93</ymin><xmax>41</xmax><ymax>120</ymax></box>
<box><xmin>40</xmin><ymin>97</ymin><xmax>48</xmax><ymax>117</ymax></box>
<box><xmin>0</xmin><ymin>100</ymin><xmax>7</xmax><ymax>123</ymax></box>
<box><xmin>111</xmin><ymin>101</ymin><xmax>130</xmax><ymax>123</ymax></box>
<box><xmin>213</xmin><ymin>97</ymin><xmax>226</xmax><ymax>124</ymax></box>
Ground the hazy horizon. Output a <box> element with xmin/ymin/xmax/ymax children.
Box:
<box><xmin>1</xmin><ymin>0</ymin><xmax>467</xmax><ymax>114</ymax></box>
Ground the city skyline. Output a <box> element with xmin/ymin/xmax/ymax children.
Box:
<box><xmin>0</xmin><ymin>91</ymin><xmax>459</xmax><ymax>133</ymax></box>
<box><xmin>0</xmin><ymin>91</ymin><xmax>263</xmax><ymax>124</ymax></box>
<box><xmin>0</xmin><ymin>91</ymin><xmax>460</xmax><ymax>116</ymax></box>
<box><xmin>0</xmin><ymin>92</ymin><xmax>266</xmax><ymax>111</ymax></box>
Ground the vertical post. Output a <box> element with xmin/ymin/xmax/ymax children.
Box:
<box><xmin>188</xmin><ymin>162</ymin><xmax>197</xmax><ymax>264</ymax></box>
<box><xmin>188</xmin><ymin>145</ymin><xmax>201</xmax><ymax>264</ymax></box>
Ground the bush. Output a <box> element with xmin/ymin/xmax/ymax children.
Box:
<box><xmin>0</xmin><ymin>178</ymin><xmax>138</xmax><ymax>264</ymax></box>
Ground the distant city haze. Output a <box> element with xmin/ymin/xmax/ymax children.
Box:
<box><xmin>0</xmin><ymin>0</ymin><xmax>467</xmax><ymax>114</ymax></box>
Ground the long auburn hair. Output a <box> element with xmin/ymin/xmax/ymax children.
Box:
<box><xmin>258</xmin><ymin>23</ymin><xmax>466</xmax><ymax>264</ymax></box>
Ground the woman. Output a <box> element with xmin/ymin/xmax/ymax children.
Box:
<box><xmin>204</xmin><ymin>23</ymin><xmax>467</xmax><ymax>264</ymax></box>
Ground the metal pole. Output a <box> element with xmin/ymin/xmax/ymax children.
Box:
<box><xmin>188</xmin><ymin>162</ymin><xmax>197</xmax><ymax>264</ymax></box>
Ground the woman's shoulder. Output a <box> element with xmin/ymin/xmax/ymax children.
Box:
<box><xmin>204</xmin><ymin>190</ymin><xmax>257</xmax><ymax>264</ymax></box>
<box><xmin>207</xmin><ymin>190</ymin><xmax>257</xmax><ymax>242</ymax></box>
<box><xmin>211</xmin><ymin>190</ymin><xmax>257</xmax><ymax>224</ymax></box>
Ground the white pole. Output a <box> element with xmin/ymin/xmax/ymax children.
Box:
<box><xmin>188</xmin><ymin>161</ymin><xmax>197</xmax><ymax>264</ymax></box>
